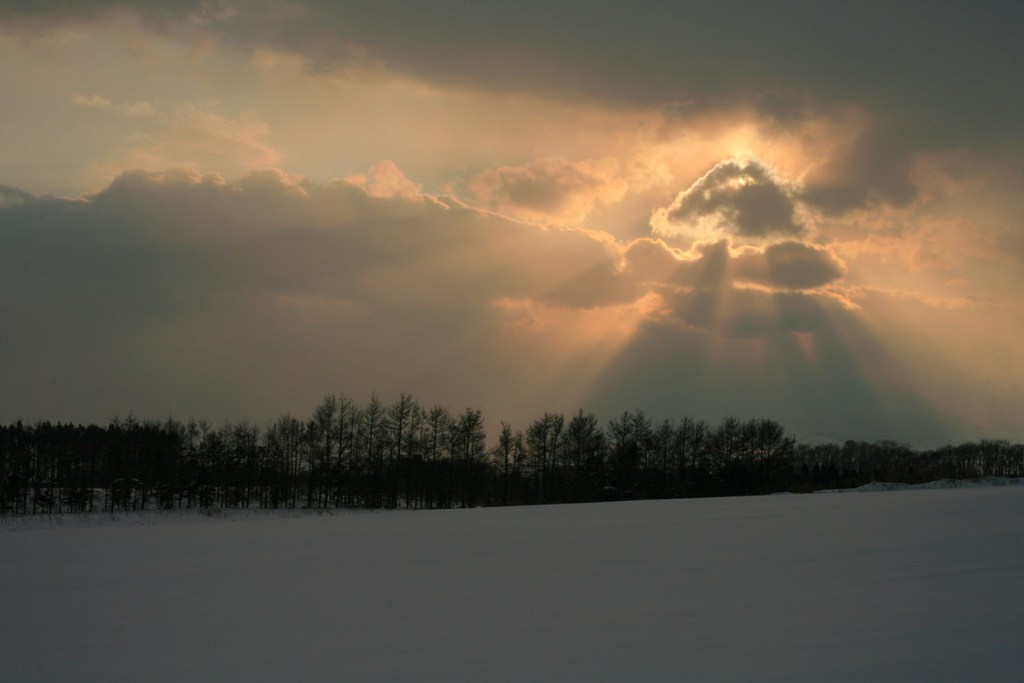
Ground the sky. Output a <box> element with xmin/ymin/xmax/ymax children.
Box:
<box><xmin>2</xmin><ymin>1</ymin><xmax>1023</xmax><ymax>445</ymax></box>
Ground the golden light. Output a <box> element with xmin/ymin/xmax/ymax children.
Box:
<box><xmin>491</xmin><ymin>292</ymin><xmax>665</xmax><ymax>412</ymax></box>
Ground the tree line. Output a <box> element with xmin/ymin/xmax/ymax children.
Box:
<box><xmin>2</xmin><ymin>393</ymin><xmax>1022</xmax><ymax>515</ymax></box>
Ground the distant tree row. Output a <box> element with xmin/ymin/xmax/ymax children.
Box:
<box><xmin>2</xmin><ymin>394</ymin><xmax>1022</xmax><ymax>515</ymax></box>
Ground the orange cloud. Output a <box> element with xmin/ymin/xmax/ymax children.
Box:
<box><xmin>344</xmin><ymin>160</ymin><xmax>423</xmax><ymax>199</ymax></box>
<box><xmin>71</xmin><ymin>93</ymin><xmax>156</xmax><ymax>117</ymax></box>
<box><xmin>467</xmin><ymin>155</ymin><xmax>672</xmax><ymax>227</ymax></box>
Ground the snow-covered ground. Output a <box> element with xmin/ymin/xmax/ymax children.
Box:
<box><xmin>815</xmin><ymin>476</ymin><xmax>1024</xmax><ymax>493</ymax></box>
<box><xmin>3</xmin><ymin>487</ymin><xmax>1023</xmax><ymax>681</ymax></box>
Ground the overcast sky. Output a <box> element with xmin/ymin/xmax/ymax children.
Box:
<box><xmin>2</xmin><ymin>1</ymin><xmax>1023</xmax><ymax>445</ymax></box>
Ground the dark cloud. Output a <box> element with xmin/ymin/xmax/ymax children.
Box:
<box><xmin>285</xmin><ymin>2</ymin><xmax>1023</xmax><ymax>222</ymax></box>
<box><xmin>0</xmin><ymin>168</ymin><xmax>626</xmax><ymax>423</ymax></box>
<box><xmin>542</xmin><ymin>233</ymin><xmax>847</xmax><ymax>318</ymax></box>
<box><xmin>78</xmin><ymin>168</ymin><xmax>623</xmax><ymax>307</ymax></box>
<box><xmin>666</xmin><ymin>160</ymin><xmax>803</xmax><ymax>239</ymax></box>
<box><xmin>256</xmin><ymin>3</ymin><xmax>1022</xmax><ymax>120</ymax></box>
<box><xmin>734</xmin><ymin>242</ymin><xmax>846</xmax><ymax>290</ymax></box>
<box><xmin>254</xmin><ymin>2</ymin><xmax>1024</xmax><ymax>162</ymax></box>
<box><xmin>756</xmin><ymin>91</ymin><xmax>817</xmax><ymax>131</ymax></box>
<box><xmin>799</xmin><ymin>124</ymin><xmax>919</xmax><ymax>215</ymax></box>
<box><xmin>8</xmin><ymin>1</ymin><xmax>1024</xmax><ymax>148</ymax></box>
<box><xmin>470</xmin><ymin>158</ymin><xmax>603</xmax><ymax>214</ymax></box>
<box><xmin>1000</xmin><ymin>229</ymin><xmax>1024</xmax><ymax>267</ymax></box>
<box><xmin>0</xmin><ymin>0</ymin><xmax>216</xmax><ymax>34</ymax></box>
<box><xmin>0</xmin><ymin>184</ymin><xmax>33</xmax><ymax>208</ymax></box>
<box><xmin>9</xmin><ymin>1</ymin><xmax>1022</xmax><ymax>223</ymax></box>
<box><xmin>664</xmin><ymin>286</ymin><xmax>839</xmax><ymax>339</ymax></box>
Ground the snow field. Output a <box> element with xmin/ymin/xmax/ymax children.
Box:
<box><xmin>3</xmin><ymin>487</ymin><xmax>1023</xmax><ymax>681</ymax></box>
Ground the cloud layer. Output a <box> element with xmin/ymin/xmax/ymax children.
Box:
<box><xmin>0</xmin><ymin>166</ymin><xmax>871</xmax><ymax>430</ymax></box>
<box><xmin>2</xmin><ymin>1</ymin><xmax>1023</xmax><ymax>444</ymax></box>
<box><xmin>5</xmin><ymin>155</ymin><xmax>1020</xmax><ymax>444</ymax></box>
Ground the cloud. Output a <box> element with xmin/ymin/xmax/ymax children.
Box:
<box><xmin>733</xmin><ymin>242</ymin><xmax>846</xmax><ymax>290</ymax></box>
<box><xmin>0</xmin><ymin>185</ymin><xmax>33</xmax><ymax>208</ymax></box>
<box><xmin>7</xmin><ymin>1</ymin><xmax>1024</xmax><ymax>158</ymax></box>
<box><xmin>540</xmin><ymin>229</ymin><xmax>848</xmax><ymax>316</ymax></box>
<box><xmin>0</xmin><ymin>165</ymin><xmax>633</xmax><ymax>423</ymax></box>
<box><xmin>2</xmin><ymin>4</ymin><xmax>1022</xmax><ymax>445</ymax></box>
<box><xmin>755</xmin><ymin>91</ymin><xmax>818</xmax><ymax>132</ymax></box>
<box><xmin>2</xmin><ymin>161</ymin><xmax>1018</xmax><ymax>443</ymax></box>
<box><xmin>661</xmin><ymin>286</ymin><xmax>849</xmax><ymax>340</ymax></box>
<box><xmin>0</xmin><ymin>1</ymin><xmax>223</xmax><ymax>35</ymax></box>
<box><xmin>285</xmin><ymin>32</ymin><xmax>380</xmax><ymax>77</ymax></box>
<box><xmin>470</xmin><ymin>158</ymin><xmax>604</xmax><ymax>220</ymax></box>
<box><xmin>910</xmin><ymin>150</ymin><xmax>1024</xmax><ymax>273</ymax></box>
<box><xmin>0</xmin><ymin>163</ymin><xmax>856</xmax><ymax>426</ymax></box>
<box><xmin>655</xmin><ymin>159</ymin><xmax>804</xmax><ymax>242</ymax></box>
<box><xmin>1001</xmin><ymin>230</ymin><xmax>1024</xmax><ymax>267</ymax></box>
<box><xmin>467</xmin><ymin>156</ymin><xmax>671</xmax><ymax>227</ymax></box>
<box><xmin>617</xmin><ymin>239</ymin><xmax>852</xmax><ymax>341</ymax></box>
<box><xmin>54</xmin><ymin>165</ymin><xmax>613</xmax><ymax>302</ymax></box>
<box><xmin>799</xmin><ymin>124</ymin><xmax>919</xmax><ymax>215</ymax></box>
<box><xmin>533</xmin><ymin>237</ymin><xmax>851</xmax><ymax>368</ymax></box>
<box><xmin>72</xmin><ymin>93</ymin><xmax>156</xmax><ymax>117</ymax></box>
<box><xmin>343</xmin><ymin>160</ymin><xmax>423</xmax><ymax>200</ymax></box>
<box><xmin>213</xmin><ymin>3</ymin><xmax>1024</xmax><ymax>138</ymax></box>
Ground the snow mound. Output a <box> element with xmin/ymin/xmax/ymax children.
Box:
<box><xmin>0</xmin><ymin>506</ymin><xmax>377</xmax><ymax>531</ymax></box>
<box><xmin>816</xmin><ymin>476</ymin><xmax>1024</xmax><ymax>493</ymax></box>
